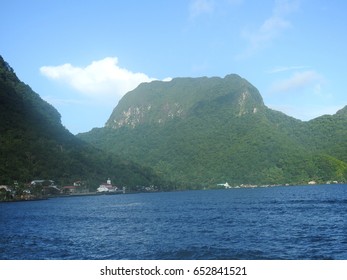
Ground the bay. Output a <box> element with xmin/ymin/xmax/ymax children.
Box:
<box><xmin>1</xmin><ymin>184</ymin><xmax>346</xmax><ymax>260</ymax></box>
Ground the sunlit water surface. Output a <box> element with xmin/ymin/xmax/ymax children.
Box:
<box><xmin>1</xmin><ymin>184</ymin><xmax>346</xmax><ymax>259</ymax></box>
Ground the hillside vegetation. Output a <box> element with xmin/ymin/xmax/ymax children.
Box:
<box><xmin>2</xmin><ymin>54</ymin><xmax>345</xmax><ymax>191</ymax></box>
<box><xmin>79</xmin><ymin>75</ymin><xmax>347</xmax><ymax>188</ymax></box>
<box><xmin>0</xmin><ymin>55</ymin><xmax>163</xmax><ymax>190</ymax></box>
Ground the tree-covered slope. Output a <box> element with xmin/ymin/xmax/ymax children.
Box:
<box><xmin>79</xmin><ymin>75</ymin><xmax>347</xmax><ymax>187</ymax></box>
<box><xmin>0</xmin><ymin>55</ymin><xmax>162</xmax><ymax>188</ymax></box>
<box><xmin>303</xmin><ymin>106</ymin><xmax>347</xmax><ymax>162</ymax></box>
<box><xmin>106</xmin><ymin>75</ymin><xmax>264</xmax><ymax>128</ymax></box>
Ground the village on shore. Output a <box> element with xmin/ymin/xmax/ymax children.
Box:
<box><xmin>0</xmin><ymin>177</ymin><xmax>344</xmax><ymax>202</ymax></box>
<box><xmin>0</xmin><ymin>178</ymin><xmax>130</xmax><ymax>202</ymax></box>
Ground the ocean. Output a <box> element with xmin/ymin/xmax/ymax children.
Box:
<box><xmin>1</xmin><ymin>184</ymin><xmax>346</xmax><ymax>260</ymax></box>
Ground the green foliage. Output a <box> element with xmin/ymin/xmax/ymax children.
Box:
<box><xmin>80</xmin><ymin>75</ymin><xmax>347</xmax><ymax>187</ymax></box>
<box><xmin>2</xmin><ymin>54</ymin><xmax>346</xmax><ymax>191</ymax></box>
<box><xmin>0</xmin><ymin>55</ymin><xmax>163</xmax><ymax>189</ymax></box>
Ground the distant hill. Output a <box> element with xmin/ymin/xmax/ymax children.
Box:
<box><xmin>79</xmin><ymin>75</ymin><xmax>347</xmax><ymax>187</ymax></box>
<box><xmin>0</xmin><ymin>55</ymin><xmax>162</xmax><ymax>189</ymax></box>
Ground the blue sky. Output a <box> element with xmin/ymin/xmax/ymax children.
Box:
<box><xmin>1</xmin><ymin>0</ymin><xmax>347</xmax><ymax>134</ymax></box>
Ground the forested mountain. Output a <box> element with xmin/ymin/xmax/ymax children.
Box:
<box><xmin>0</xmin><ymin>55</ymin><xmax>162</xmax><ymax>189</ymax></box>
<box><xmin>3</xmin><ymin>53</ymin><xmax>344</xmax><ymax>191</ymax></box>
<box><xmin>79</xmin><ymin>75</ymin><xmax>347</xmax><ymax>187</ymax></box>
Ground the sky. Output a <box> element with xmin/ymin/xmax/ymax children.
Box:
<box><xmin>1</xmin><ymin>0</ymin><xmax>347</xmax><ymax>134</ymax></box>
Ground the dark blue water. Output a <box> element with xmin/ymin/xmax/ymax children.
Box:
<box><xmin>1</xmin><ymin>184</ymin><xmax>347</xmax><ymax>260</ymax></box>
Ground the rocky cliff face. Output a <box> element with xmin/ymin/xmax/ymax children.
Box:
<box><xmin>79</xmin><ymin>73</ymin><xmax>347</xmax><ymax>187</ymax></box>
<box><xmin>106</xmin><ymin>74</ymin><xmax>265</xmax><ymax>129</ymax></box>
<box><xmin>109</xmin><ymin>101</ymin><xmax>185</xmax><ymax>128</ymax></box>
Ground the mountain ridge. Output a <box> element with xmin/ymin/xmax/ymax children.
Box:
<box><xmin>2</xmin><ymin>53</ymin><xmax>345</xmax><ymax>190</ymax></box>
<box><xmin>0</xmin><ymin>55</ymin><xmax>163</xmax><ymax>189</ymax></box>
<box><xmin>106</xmin><ymin>74</ymin><xmax>265</xmax><ymax>129</ymax></box>
<box><xmin>80</xmin><ymin>75</ymin><xmax>347</xmax><ymax>187</ymax></box>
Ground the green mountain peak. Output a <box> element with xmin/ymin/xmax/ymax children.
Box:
<box><xmin>80</xmin><ymin>74</ymin><xmax>347</xmax><ymax>187</ymax></box>
<box><xmin>0</xmin><ymin>55</ymin><xmax>162</xmax><ymax>189</ymax></box>
<box><xmin>106</xmin><ymin>74</ymin><xmax>264</xmax><ymax>129</ymax></box>
<box><xmin>336</xmin><ymin>105</ymin><xmax>347</xmax><ymax>116</ymax></box>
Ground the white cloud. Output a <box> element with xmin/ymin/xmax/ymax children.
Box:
<box><xmin>239</xmin><ymin>0</ymin><xmax>299</xmax><ymax>57</ymax></box>
<box><xmin>40</xmin><ymin>57</ymin><xmax>161</xmax><ymax>102</ymax></box>
<box><xmin>269</xmin><ymin>70</ymin><xmax>324</xmax><ymax>94</ymax></box>
<box><xmin>163</xmin><ymin>77</ymin><xmax>173</xmax><ymax>82</ymax></box>
<box><xmin>189</xmin><ymin>0</ymin><xmax>214</xmax><ymax>19</ymax></box>
<box><xmin>265</xmin><ymin>68</ymin><xmax>337</xmax><ymax>121</ymax></box>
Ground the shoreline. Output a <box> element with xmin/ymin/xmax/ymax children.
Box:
<box><xmin>1</xmin><ymin>183</ymin><xmax>346</xmax><ymax>203</ymax></box>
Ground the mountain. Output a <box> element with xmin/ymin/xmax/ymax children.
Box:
<box><xmin>0</xmin><ymin>55</ymin><xmax>162</xmax><ymax>189</ymax></box>
<box><xmin>106</xmin><ymin>75</ymin><xmax>264</xmax><ymax>128</ymax></box>
<box><xmin>79</xmin><ymin>75</ymin><xmax>347</xmax><ymax>187</ymax></box>
<box><xmin>304</xmin><ymin>106</ymin><xmax>347</xmax><ymax>162</ymax></box>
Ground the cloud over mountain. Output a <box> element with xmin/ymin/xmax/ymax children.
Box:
<box><xmin>40</xmin><ymin>57</ymin><xmax>158</xmax><ymax>101</ymax></box>
<box><xmin>269</xmin><ymin>70</ymin><xmax>324</xmax><ymax>93</ymax></box>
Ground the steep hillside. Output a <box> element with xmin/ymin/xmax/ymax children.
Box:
<box><xmin>80</xmin><ymin>75</ymin><xmax>347</xmax><ymax>187</ymax></box>
<box><xmin>106</xmin><ymin>75</ymin><xmax>264</xmax><ymax>128</ymax></box>
<box><xmin>303</xmin><ymin>106</ymin><xmax>347</xmax><ymax>162</ymax></box>
<box><xmin>0</xmin><ymin>55</ymin><xmax>162</xmax><ymax>188</ymax></box>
